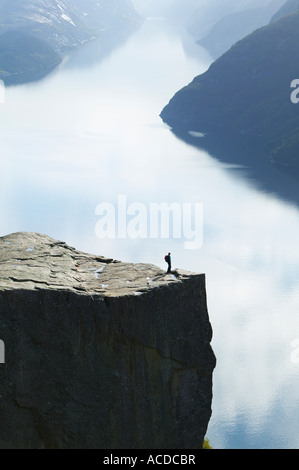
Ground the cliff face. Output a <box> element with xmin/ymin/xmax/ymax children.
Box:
<box><xmin>0</xmin><ymin>232</ymin><xmax>216</xmax><ymax>449</ymax></box>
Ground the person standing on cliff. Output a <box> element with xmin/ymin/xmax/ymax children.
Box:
<box><xmin>165</xmin><ymin>252</ymin><xmax>171</xmax><ymax>273</ymax></box>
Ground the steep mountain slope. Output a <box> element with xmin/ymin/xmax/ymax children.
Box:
<box><xmin>161</xmin><ymin>10</ymin><xmax>299</xmax><ymax>167</ymax></box>
<box><xmin>197</xmin><ymin>0</ymin><xmax>284</xmax><ymax>58</ymax></box>
<box><xmin>0</xmin><ymin>31</ymin><xmax>61</xmax><ymax>85</ymax></box>
<box><xmin>0</xmin><ymin>0</ymin><xmax>142</xmax><ymax>85</ymax></box>
<box><xmin>271</xmin><ymin>0</ymin><xmax>299</xmax><ymax>21</ymax></box>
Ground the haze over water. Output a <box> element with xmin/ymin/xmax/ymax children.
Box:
<box><xmin>1</xmin><ymin>18</ymin><xmax>299</xmax><ymax>449</ymax></box>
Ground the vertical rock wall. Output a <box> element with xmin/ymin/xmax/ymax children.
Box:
<box><xmin>0</xmin><ymin>233</ymin><xmax>216</xmax><ymax>449</ymax></box>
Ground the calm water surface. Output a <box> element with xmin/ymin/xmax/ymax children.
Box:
<box><xmin>1</xmin><ymin>19</ymin><xmax>299</xmax><ymax>449</ymax></box>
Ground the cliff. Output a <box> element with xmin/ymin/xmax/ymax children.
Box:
<box><xmin>0</xmin><ymin>232</ymin><xmax>216</xmax><ymax>449</ymax></box>
<box><xmin>161</xmin><ymin>10</ymin><xmax>299</xmax><ymax>168</ymax></box>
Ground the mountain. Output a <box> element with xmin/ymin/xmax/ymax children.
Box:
<box><xmin>160</xmin><ymin>10</ymin><xmax>299</xmax><ymax>167</ymax></box>
<box><xmin>271</xmin><ymin>0</ymin><xmax>299</xmax><ymax>21</ymax></box>
<box><xmin>0</xmin><ymin>0</ymin><xmax>142</xmax><ymax>52</ymax></box>
<box><xmin>167</xmin><ymin>0</ymin><xmax>284</xmax><ymax>40</ymax></box>
<box><xmin>0</xmin><ymin>31</ymin><xmax>61</xmax><ymax>85</ymax></box>
<box><xmin>197</xmin><ymin>0</ymin><xmax>285</xmax><ymax>58</ymax></box>
<box><xmin>0</xmin><ymin>0</ymin><xmax>142</xmax><ymax>85</ymax></box>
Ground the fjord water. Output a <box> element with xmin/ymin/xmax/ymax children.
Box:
<box><xmin>1</xmin><ymin>18</ymin><xmax>299</xmax><ymax>449</ymax></box>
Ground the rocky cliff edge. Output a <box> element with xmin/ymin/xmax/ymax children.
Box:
<box><xmin>0</xmin><ymin>232</ymin><xmax>216</xmax><ymax>449</ymax></box>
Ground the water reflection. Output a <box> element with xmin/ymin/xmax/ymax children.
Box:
<box><xmin>171</xmin><ymin>128</ymin><xmax>299</xmax><ymax>208</ymax></box>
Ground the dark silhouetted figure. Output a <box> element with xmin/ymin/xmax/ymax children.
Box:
<box><xmin>164</xmin><ymin>252</ymin><xmax>171</xmax><ymax>273</ymax></box>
